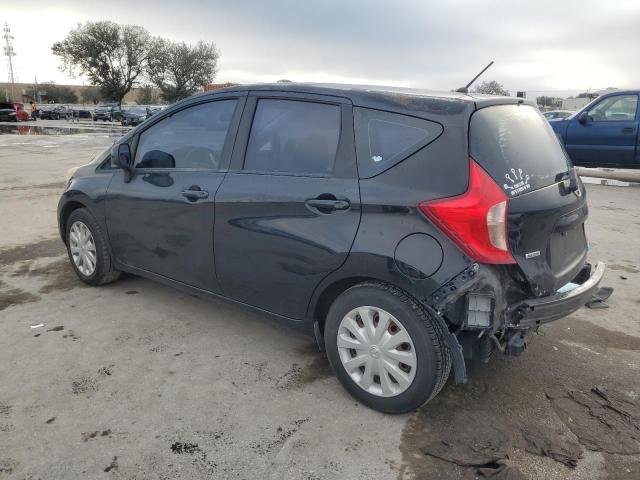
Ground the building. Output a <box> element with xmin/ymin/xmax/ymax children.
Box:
<box><xmin>561</xmin><ymin>88</ymin><xmax>618</xmax><ymax>111</ymax></box>
<box><xmin>204</xmin><ymin>83</ymin><xmax>239</xmax><ymax>92</ymax></box>
<box><xmin>561</xmin><ymin>97</ymin><xmax>591</xmax><ymax>111</ymax></box>
<box><xmin>0</xmin><ymin>82</ymin><xmax>161</xmax><ymax>105</ymax></box>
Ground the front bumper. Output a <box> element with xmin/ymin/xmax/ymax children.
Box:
<box><xmin>505</xmin><ymin>262</ymin><xmax>606</xmax><ymax>328</ymax></box>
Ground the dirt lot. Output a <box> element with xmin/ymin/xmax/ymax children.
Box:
<box><xmin>1</xmin><ymin>123</ymin><xmax>639</xmax><ymax>479</ymax></box>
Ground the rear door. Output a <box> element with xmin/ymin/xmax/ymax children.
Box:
<box><xmin>214</xmin><ymin>92</ymin><xmax>361</xmax><ymax>319</ymax></box>
<box><xmin>470</xmin><ymin>103</ymin><xmax>587</xmax><ymax>296</ymax></box>
<box><xmin>565</xmin><ymin>94</ymin><xmax>639</xmax><ymax>167</ymax></box>
<box><xmin>106</xmin><ymin>96</ymin><xmax>244</xmax><ymax>292</ymax></box>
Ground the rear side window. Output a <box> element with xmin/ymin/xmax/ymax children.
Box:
<box><xmin>470</xmin><ymin>104</ymin><xmax>569</xmax><ymax>197</ymax></box>
<box><xmin>135</xmin><ymin>100</ymin><xmax>237</xmax><ymax>170</ymax></box>
<box><xmin>244</xmin><ymin>99</ymin><xmax>340</xmax><ymax>175</ymax></box>
<box><xmin>354</xmin><ymin>108</ymin><xmax>443</xmax><ymax>178</ymax></box>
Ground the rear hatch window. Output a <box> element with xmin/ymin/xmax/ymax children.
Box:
<box><xmin>470</xmin><ymin>104</ymin><xmax>570</xmax><ymax>197</ymax></box>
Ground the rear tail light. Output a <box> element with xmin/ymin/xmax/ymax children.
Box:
<box><xmin>419</xmin><ymin>158</ymin><xmax>515</xmax><ymax>264</ymax></box>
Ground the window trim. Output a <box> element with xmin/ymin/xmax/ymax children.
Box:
<box><xmin>238</xmin><ymin>96</ymin><xmax>344</xmax><ymax>178</ymax></box>
<box><xmin>130</xmin><ymin>96</ymin><xmax>244</xmax><ymax>173</ymax></box>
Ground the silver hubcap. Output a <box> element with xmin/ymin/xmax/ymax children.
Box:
<box><xmin>69</xmin><ymin>221</ymin><xmax>97</xmax><ymax>276</ymax></box>
<box><xmin>337</xmin><ymin>306</ymin><xmax>417</xmax><ymax>397</ymax></box>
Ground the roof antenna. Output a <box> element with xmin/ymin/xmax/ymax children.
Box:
<box><xmin>455</xmin><ymin>61</ymin><xmax>494</xmax><ymax>94</ymax></box>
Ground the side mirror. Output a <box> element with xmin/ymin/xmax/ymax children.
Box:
<box><xmin>111</xmin><ymin>143</ymin><xmax>134</xmax><ymax>182</ymax></box>
<box><xmin>578</xmin><ymin>111</ymin><xmax>590</xmax><ymax>125</ymax></box>
<box><xmin>138</xmin><ymin>150</ymin><xmax>175</xmax><ymax>169</ymax></box>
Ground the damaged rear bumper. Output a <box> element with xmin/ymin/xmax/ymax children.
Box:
<box><xmin>505</xmin><ymin>262</ymin><xmax>606</xmax><ymax>329</ymax></box>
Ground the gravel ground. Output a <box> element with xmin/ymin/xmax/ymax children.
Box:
<box><xmin>0</xmin><ymin>125</ymin><xmax>639</xmax><ymax>479</ymax></box>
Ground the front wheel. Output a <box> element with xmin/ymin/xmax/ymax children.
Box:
<box><xmin>324</xmin><ymin>282</ymin><xmax>451</xmax><ymax>413</ymax></box>
<box><xmin>65</xmin><ymin>208</ymin><xmax>120</xmax><ymax>286</ymax></box>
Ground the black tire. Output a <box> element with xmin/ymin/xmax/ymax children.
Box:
<box><xmin>65</xmin><ymin>208</ymin><xmax>120</xmax><ymax>286</ymax></box>
<box><xmin>324</xmin><ymin>281</ymin><xmax>451</xmax><ymax>414</ymax></box>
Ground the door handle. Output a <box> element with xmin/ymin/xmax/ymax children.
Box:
<box><xmin>181</xmin><ymin>187</ymin><xmax>209</xmax><ymax>200</ymax></box>
<box><xmin>305</xmin><ymin>196</ymin><xmax>350</xmax><ymax>213</ymax></box>
<box><xmin>621</xmin><ymin>127</ymin><xmax>636</xmax><ymax>134</ymax></box>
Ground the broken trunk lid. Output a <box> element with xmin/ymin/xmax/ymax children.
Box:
<box><xmin>507</xmin><ymin>181</ymin><xmax>589</xmax><ymax>296</ymax></box>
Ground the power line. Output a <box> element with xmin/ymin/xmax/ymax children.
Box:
<box><xmin>2</xmin><ymin>22</ymin><xmax>18</xmax><ymax>101</ymax></box>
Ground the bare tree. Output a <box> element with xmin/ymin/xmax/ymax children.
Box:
<box><xmin>81</xmin><ymin>86</ymin><xmax>103</xmax><ymax>105</ymax></box>
<box><xmin>472</xmin><ymin>80</ymin><xmax>510</xmax><ymax>96</ymax></box>
<box><xmin>148</xmin><ymin>39</ymin><xmax>219</xmax><ymax>103</ymax></box>
<box><xmin>52</xmin><ymin>21</ymin><xmax>152</xmax><ymax>104</ymax></box>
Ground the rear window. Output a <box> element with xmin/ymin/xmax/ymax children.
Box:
<box><xmin>354</xmin><ymin>108</ymin><xmax>443</xmax><ymax>178</ymax></box>
<box><xmin>470</xmin><ymin>104</ymin><xmax>569</xmax><ymax>197</ymax></box>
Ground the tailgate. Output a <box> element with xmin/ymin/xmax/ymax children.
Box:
<box><xmin>470</xmin><ymin>103</ymin><xmax>589</xmax><ymax>296</ymax></box>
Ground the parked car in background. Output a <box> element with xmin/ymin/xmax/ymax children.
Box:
<box><xmin>93</xmin><ymin>104</ymin><xmax>124</xmax><ymax>122</ymax></box>
<box><xmin>148</xmin><ymin>105</ymin><xmax>166</xmax><ymax>115</ymax></box>
<box><xmin>39</xmin><ymin>104</ymin><xmax>69</xmax><ymax>120</ymax></box>
<box><xmin>551</xmin><ymin>90</ymin><xmax>640</xmax><ymax>168</ymax></box>
<box><xmin>75</xmin><ymin>107</ymin><xmax>92</xmax><ymax>119</ymax></box>
<box><xmin>58</xmin><ymin>84</ymin><xmax>604</xmax><ymax>413</ymax></box>
<box><xmin>121</xmin><ymin>106</ymin><xmax>152</xmax><ymax>126</ymax></box>
<box><xmin>0</xmin><ymin>102</ymin><xmax>29</xmax><ymax>121</ymax></box>
<box><xmin>543</xmin><ymin>110</ymin><xmax>573</xmax><ymax>121</ymax></box>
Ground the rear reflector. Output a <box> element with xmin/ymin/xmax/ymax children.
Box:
<box><xmin>419</xmin><ymin>158</ymin><xmax>515</xmax><ymax>264</ymax></box>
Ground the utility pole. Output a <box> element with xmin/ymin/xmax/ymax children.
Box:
<box><xmin>34</xmin><ymin>75</ymin><xmax>39</xmax><ymax>103</ymax></box>
<box><xmin>3</xmin><ymin>23</ymin><xmax>17</xmax><ymax>101</ymax></box>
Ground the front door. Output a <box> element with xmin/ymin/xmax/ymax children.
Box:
<box><xmin>214</xmin><ymin>94</ymin><xmax>361</xmax><ymax>319</ymax></box>
<box><xmin>566</xmin><ymin>94</ymin><xmax>639</xmax><ymax>167</ymax></box>
<box><xmin>106</xmin><ymin>97</ymin><xmax>243</xmax><ymax>292</ymax></box>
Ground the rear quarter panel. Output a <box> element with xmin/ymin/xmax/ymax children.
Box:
<box><xmin>306</xmin><ymin>121</ymin><xmax>474</xmax><ymax>320</ymax></box>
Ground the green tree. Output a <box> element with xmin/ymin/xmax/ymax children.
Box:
<box><xmin>26</xmin><ymin>82</ymin><xmax>77</xmax><ymax>103</ymax></box>
<box><xmin>52</xmin><ymin>21</ymin><xmax>152</xmax><ymax>104</ymax></box>
<box><xmin>473</xmin><ymin>80</ymin><xmax>510</xmax><ymax>96</ymax></box>
<box><xmin>148</xmin><ymin>39</ymin><xmax>219</xmax><ymax>102</ymax></box>
<box><xmin>136</xmin><ymin>85</ymin><xmax>158</xmax><ymax>105</ymax></box>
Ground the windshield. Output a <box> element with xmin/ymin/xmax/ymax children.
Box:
<box><xmin>470</xmin><ymin>104</ymin><xmax>570</xmax><ymax>197</ymax></box>
<box><xmin>129</xmin><ymin>107</ymin><xmax>147</xmax><ymax>115</ymax></box>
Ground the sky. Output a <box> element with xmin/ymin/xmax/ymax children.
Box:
<box><xmin>1</xmin><ymin>0</ymin><xmax>639</xmax><ymax>98</ymax></box>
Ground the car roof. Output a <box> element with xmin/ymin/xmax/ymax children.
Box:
<box><xmin>194</xmin><ymin>82</ymin><xmax>534</xmax><ymax>112</ymax></box>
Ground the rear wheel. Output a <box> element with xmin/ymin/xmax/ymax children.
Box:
<box><xmin>65</xmin><ymin>208</ymin><xmax>120</xmax><ymax>286</ymax></box>
<box><xmin>325</xmin><ymin>282</ymin><xmax>450</xmax><ymax>413</ymax></box>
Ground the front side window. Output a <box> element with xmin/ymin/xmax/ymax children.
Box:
<box><xmin>354</xmin><ymin>108</ymin><xmax>443</xmax><ymax>178</ymax></box>
<box><xmin>244</xmin><ymin>99</ymin><xmax>341</xmax><ymax>175</ymax></box>
<box><xmin>587</xmin><ymin>95</ymin><xmax>638</xmax><ymax>122</ymax></box>
<box><xmin>135</xmin><ymin>100</ymin><xmax>237</xmax><ymax>170</ymax></box>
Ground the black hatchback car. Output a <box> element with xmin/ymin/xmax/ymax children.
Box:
<box><xmin>58</xmin><ymin>84</ymin><xmax>605</xmax><ymax>413</ymax></box>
